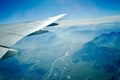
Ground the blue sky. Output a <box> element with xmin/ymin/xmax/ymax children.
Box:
<box><xmin>0</xmin><ymin>0</ymin><xmax>120</xmax><ymax>24</ymax></box>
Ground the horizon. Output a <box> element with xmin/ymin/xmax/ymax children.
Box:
<box><xmin>0</xmin><ymin>14</ymin><xmax>120</xmax><ymax>25</ymax></box>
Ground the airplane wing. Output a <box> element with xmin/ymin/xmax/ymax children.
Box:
<box><xmin>0</xmin><ymin>14</ymin><xmax>67</xmax><ymax>59</ymax></box>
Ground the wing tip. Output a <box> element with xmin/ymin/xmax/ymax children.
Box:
<box><xmin>60</xmin><ymin>13</ymin><xmax>68</xmax><ymax>17</ymax></box>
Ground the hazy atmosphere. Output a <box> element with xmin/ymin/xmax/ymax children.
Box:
<box><xmin>0</xmin><ymin>0</ymin><xmax>120</xmax><ymax>80</ymax></box>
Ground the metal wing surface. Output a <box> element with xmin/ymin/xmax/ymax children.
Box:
<box><xmin>0</xmin><ymin>14</ymin><xmax>67</xmax><ymax>59</ymax></box>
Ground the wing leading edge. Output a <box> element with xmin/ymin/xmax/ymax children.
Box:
<box><xmin>0</xmin><ymin>14</ymin><xmax>67</xmax><ymax>59</ymax></box>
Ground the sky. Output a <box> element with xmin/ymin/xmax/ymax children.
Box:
<box><xmin>0</xmin><ymin>0</ymin><xmax>120</xmax><ymax>24</ymax></box>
